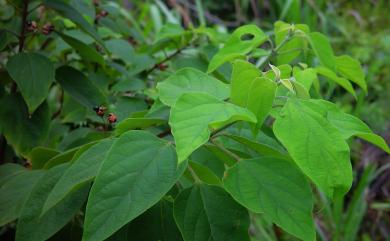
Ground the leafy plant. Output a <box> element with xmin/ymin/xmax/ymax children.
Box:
<box><xmin>0</xmin><ymin>1</ymin><xmax>389</xmax><ymax>241</ymax></box>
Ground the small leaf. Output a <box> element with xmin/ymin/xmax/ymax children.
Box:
<box><xmin>16</xmin><ymin>164</ymin><xmax>89</xmax><ymax>241</ymax></box>
<box><xmin>174</xmin><ymin>184</ymin><xmax>250</xmax><ymax>241</ymax></box>
<box><xmin>273</xmin><ymin>98</ymin><xmax>352</xmax><ymax>198</ymax></box>
<box><xmin>208</xmin><ymin>25</ymin><xmax>268</xmax><ymax>72</ymax></box>
<box><xmin>231</xmin><ymin>61</ymin><xmax>276</xmax><ymax>132</ymax></box>
<box><xmin>307</xmin><ymin>32</ymin><xmax>336</xmax><ymax>71</ymax></box>
<box><xmin>335</xmin><ymin>55</ymin><xmax>367</xmax><ymax>92</ymax></box>
<box><xmin>6</xmin><ymin>53</ymin><xmax>54</xmax><ymax>113</ymax></box>
<box><xmin>280</xmin><ymin>78</ymin><xmax>295</xmax><ymax>93</ymax></box>
<box><xmin>56</xmin><ymin>66</ymin><xmax>107</xmax><ymax>108</ymax></box>
<box><xmin>169</xmin><ymin>92</ymin><xmax>257</xmax><ymax>163</ymax></box>
<box><xmin>82</xmin><ymin>131</ymin><xmax>186</xmax><ymax>241</ymax></box>
<box><xmin>157</xmin><ymin>68</ymin><xmax>230</xmax><ymax>107</ymax></box>
<box><xmin>105</xmin><ymin>39</ymin><xmax>134</xmax><ymax>63</ymax></box>
<box><xmin>115</xmin><ymin>118</ymin><xmax>166</xmax><ymax>135</ymax></box>
<box><xmin>224</xmin><ymin>157</ymin><xmax>315</xmax><ymax>241</ymax></box>
<box><xmin>274</xmin><ymin>21</ymin><xmax>310</xmax><ymax>65</ymax></box>
<box><xmin>293</xmin><ymin>67</ymin><xmax>317</xmax><ymax>91</ymax></box>
<box><xmin>59</xmin><ymin>33</ymin><xmax>105</xmax><ymax>65</ymax></box>
<box><xmin>316</xmin><ymin>66</ymin><xmax>357</xmax><ymax>98</ymax></box>
<box><xmin>189</xmin><ymin>161</ymin><xmax>222</xmax><ymax>186</ymax></box>
<box><xmin>43</xmin><ymin>0</ymin><xmax>104</xmax><ymax>46</ymax></box>
<box><xmin>42</xmin><ymin>139</ymin><xmax>115</xmax><ymax>214</ymax></box>
<box><xmin>0</xmin><ymin>170</ymin><xmax>44</xmax><ymax>226</ymax></box>
<box><xmin>28</xmin><ymin>147</ymin><xmax>60</xmax><ymax>170</ymax></box>
<box><xmin>0</xmin><ymin>94</ymin><xmax>50</xmax><ymax>155</ymax></box>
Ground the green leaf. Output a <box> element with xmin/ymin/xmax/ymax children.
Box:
<box><xmin>43</xmin><ymin>0</ymin><xmax>104</xmax><ymax>46</ymax></box>
<box><xmin>293</xmin><ymin>67</ymin><xmax>317</xmax><ymax>91</ymax></box>
<box><xmin>223</xmin><ymin>134</ymin><xmax>287</xmax><ymax>158</ymax></box>
<box><xmin>0</xmin><ymin>163</ymin><xmax>26</xmax><ymax>187</ymax></box>
<box><xmin>56</xmin><ymin>66</ymin><xmax>107</xmax><ymax>108</ymax></box>
<box><xmin>274</xmin><ymin>21</ymin><xmax>310</xmax><ymax>65</ymax></box>
<box><xmin>224</xmin><ymin>157</ymin><xmax>315</xmax><ymax>241</ymax></box>
<box><xmin>6</xmin><ymin>53</ymin><xmax>54</xmax><ymax>113</ymax></box>
<box><xmin>115</xmin><ymin>118</ymin><xmax>166</xmax><ymax>135</ymax></box>
<box><xmin>83</xmin><ymin>131</ymin><xmax>186</xmax><ymax>241</ymax></box>
<box><xmin>189</xmin><ymin>161</ymin><xmax>222</xmax><ymax>186</ymax></box>
<box><xmin>335</xmin><ymin>55</ymin><xmax>367</xmax><ymax>92</ymax></box>
<box><xmin>16</xmin><ymin>164</ymin><xmax>89</xmax><ymax>241</ymax></box>
<box><xmin>207</xmin><ymin>25</ymin><xmax>268</xmax><ymax>72</ymax></box>
<box><xmin>174</xmin><ymin>184</ymin><xmax>250</xmax><ymax>241</ymax></box>
<box><xmin>105</xmin><ymin>39</ymin><xmax>134</xmax><ymax>63</ymax></box>
<box><xmin>42</xmin><ymin>139</ymin><xmax>115</xmax><ymax>214</ymax></box>
<box><xmin>59</xmin><ymin>33</ymin><xmax>105</xmax><ymax>65</ymax></box>
<box><xmin>43</xmin><ymin>141</ymin><xmax>97</xmax><ymax>169</ymax></box>
<box><xmin>169</xmin><ymin>92</ymin><xmax>257</xmax><ymax>163</ymax></box>
<box><xmin>0</xmin><ymin>170</ymin><xmax>44</xmax><ymax>226</ymax></box>
<box><xmin>299</xmin><ymin>99</ymin><xmax>390</xmax><ymax>154</ymax></box>
<box><xmin>157</xmin><ymin>68</ymin><xmax>230</xmax><ymax>107</ymax></box>
<box><xmin>273</xmin><ymin>98</ymin><xmax>352</xmax><ymax>198</ymax></box>
<box><xmin>316</xmin><ymin>66</ymin><xmax>357</xmax><ymax>98</ymax></box>
<box><xmin>307</xmin><ymin>32</ymin><xmax>336</xmax><ymax>71</ymax></box>
<box><xmin>231</xmin><ymin>60</ymin><xmax>276</xmax><ymax>132</ymax></box>
<box><xmin>0</xmin><ymin>94</ymin><xmax>50</xmax><ymax>155</ymax></box>
<box><xmin>28</xmin><ymin>147</ymin><xmax>60</xmax><ymax>170</ymax></box>
<box><xmin>107</xmin><ymin>199</ymin><xmax>183</xmax><ymax>241</ymax></box>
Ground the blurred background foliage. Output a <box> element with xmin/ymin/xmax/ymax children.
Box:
<box><xmin>0</xmin><ymin>0</ymin><xmax>389</xmax><ymax>240</ymax></box>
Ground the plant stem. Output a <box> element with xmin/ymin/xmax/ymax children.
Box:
<box><xmin>257</xmin><ymin>29</ymin><xmax>294</xmax><ymax>69</ymax></box>
<box><xmin>145</xmin><ymin>47</ymin><xmax>184</xmax><ymax>75</ymax></box>
<box><xmin>210</xmin><ymin>121</ymin><xmax>237</xmax><ymax>137</ymax></box>
<box><xmin>210</xmin><ymin>138</ymin><xmax>241</xmax><ymax>162</ymax></box>
<box><xmin>18</xmin><ymin>0</ymin><xmax>29</xmax><ymax>53</ymax></box>
<box><xmin>188</xmin><ymin>165</ymin><xmax>201</xmax><ymax>183</ymax></box>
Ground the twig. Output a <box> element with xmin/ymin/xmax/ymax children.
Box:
<box><xmin>18</xmin><ymin>0</ymin><xmax>29</xmax><ymax>53</ymax></box>
<box><xmin>210</xmin><ymin>121</ymin><xmax>237</xmax><ymax>137</ymax></box>
<box><xmin>257</xmin><ymin>29</ymin><xmax>294</xmax><ymax>68</ymax></box>
<box><xmin>210</xmin><ymin>138</ymin><xmax>241</xmax><ymax>162</ymax></box>
<box><xmin>188</xmin><ymin>165</ymin><xmax>201</xmax><ymax>183</ymax></box>
<box><xmin>145</xmin><ymin>47</ymin><xmax>184</xmax><ymax>75</ymax></box>
<box><xmin>51</xmin><ymin>89</ymin><xmax>64</xmax><ymax>119</ymax></box>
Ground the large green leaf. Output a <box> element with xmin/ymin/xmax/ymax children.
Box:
<box><xmin>59</xmin><ymin>33</ymin><xmax>105</xmax><ymax>65</ymax></box>
<box><xmin>43</xmin><ymin>0</ymin><xmax>104</xmax><ymax>46</ymax></box>
<box><xmin>169</xmin><ymin>92</ymin><xmax>257</xmax><ymax>163</ymax></box>
<box><xmin>157</xmin><ymin>68</ymin><xmax>230</xmax><ymax>107</ymax></box>
<box><xmin>316</xmin><ymin>66</ymin><xmax>356</xmax><ymax>98</ymax></box>
<box><xmin>16</xmin><ymin>164</ymin><xmax>89</xmax><ymax>241</ymax></box>
<box><xmin>273</xmin><ymin>98</ymin><xmax>352</xmax><ymax>198</ymax></box>
<box><xmin>107</xmin><ymin>199</ymin><xmax>183</xmax><ymax>241</ymax></box>
<box><xmin>335</xmin><ymin>55</ymin><xmax>367</xmax><ymax>92</ymax></box>
<box><xmin>82</xmin><ymin>131</ymin><xmax>185</xmax><ymax>241</ymax></box>
<box><xmin>224</xmin><ymin>157</ymin><xmax>315</xmax><ymax>241</ymax></box>
<box><xmin>0</xmin><ymin>170</ymin><xmax>44</xmax><ymax>226</ymax></box>
<box><xmin>207</xmin><ymin>25</ymin><xmax>268</xmax><ymax>72</ymax></box>
<box><xmin>0</xmin><ymin>94</ymin><xmax>50</xmax><ymax>155</ymax></box>
<box><xmin>0</xmin><ymin>164</ymin><xmax>26</xmax><ymax>187</ymax></box>
<box><xmin>42</xmin><ymin>139</ymin><xmax>115</xmax><ymax>214</ymax></box>
<box><xmin>293</xmin><ymin>67</ymin><xmax>317</xmax><ymax>91</ymax></box>
<box><xmin>6</xmin><ymin>53</ymin><xmax>54</xmax><ymax>113</ymax></box>
<box><xmin>307</xmin><ymin>32</ymin><xmax>336</xmax><ymax>71</ymax></box>
<box><xmin>231</xmin><ymin>60</ymin><xmax>276</xmax><ymax>132</ymax></box>
<box><xmin>300</xmin><ymin>99</ymin><xmax>390</xmax><ymax>154</ymax></box>
<box><xmin>174</xmin><ymin>184</ymin><xmax>250</xmax><ymax>241</ymax></box>
<box><xmin>56</xmin><ymin>66</ymin><xmax>107</xmax><ymax>108</ymax></box>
